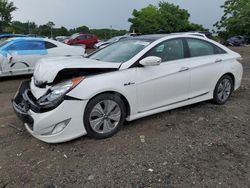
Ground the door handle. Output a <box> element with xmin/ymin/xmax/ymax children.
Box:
<box><xmin>215</xmin><ymin>59</ymin><xmax>222</xmax><ymax>63</ymax></box>
<box><xmin>179</xmin><ymin>67</ymin><xmax>189</xmax><ymax>72</ymax></box>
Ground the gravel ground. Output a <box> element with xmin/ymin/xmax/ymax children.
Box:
<box><xmin>0</xmin><ymin>47</ymin><xmax>249</xmax><ymax>188</ymax></box>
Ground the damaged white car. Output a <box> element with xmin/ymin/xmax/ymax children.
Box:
<box><xmin>12</xmin><ymin>34</ymin><xmax>243</xmax><ymax>143</ymax></box>
<box><xmin>0</xmin><ymin>37</ymin><xmax>85</xmax><ymax>77</ymax></box>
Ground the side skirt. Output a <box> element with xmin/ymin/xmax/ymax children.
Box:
<box><xmin>126</xmin><ymin>92</ymin><xmax>212</xmax><ymax>121</ymax></box>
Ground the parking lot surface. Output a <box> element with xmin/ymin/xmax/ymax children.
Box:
<box><xmin>0</xmin><ymin>47</ymin><xmax>249</xmax><ymax>188</ymax></box>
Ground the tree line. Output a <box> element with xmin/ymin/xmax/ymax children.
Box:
<box><xmin>128</xmin><ymin>2</ymin><xmax>206</xmax><ymax>34</ymax></box>
<box><xmin>0</xmin><ymin>0</ymin><xmax>249</xmax><ymax>40</ymax></box>
<box><xmin>4</xmin><ymin>20</ymin><xmax>127</xmax><ymax>39</ymax></box>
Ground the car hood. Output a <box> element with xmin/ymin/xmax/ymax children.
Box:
<box><xmin>33</xmin><ymin>56</ymin><xmax>121</xmax><ymax>84</ymax></box>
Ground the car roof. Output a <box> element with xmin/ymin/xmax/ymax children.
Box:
<box><xmin>6</xmin><ymin>37</ymin><xmax>45</xmax><ymax>42</ymax></box>
<box><xmin>127</xmin><ymin>34</ymin><xmax>170</xmax><ymax>42</ymax></box>
<box><xmin>125</xmin><ymin>33</ymin><xmax>210</xmax><ymax>42</ymax></box>
<box><xmin>172</xmin><ymin>32</ymin><xmax>207</xmax><ymax>38</ymax></box>
<box><xmin>0</xmin><ymin>34</ymin><xmax>26</xmax><ymax>38</ymax></box>
<box><xmin>4</xmin><ymin>37</ymin><xmax>66</xmax><ymax>47</ymax></box>
<box><xmin>125</xmin><ymin>33</ymin><xmax>203</xmax><ymax>42</ymax></box>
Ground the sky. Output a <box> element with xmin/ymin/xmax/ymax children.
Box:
<box><xmin>11</xmin><ymin>0</ymin><xmax>226</xmax><ymax>31</ymax></box>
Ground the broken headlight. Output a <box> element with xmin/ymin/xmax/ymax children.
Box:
<box><xmin>37</xmin><ymin>77</ymin><xmax>84</xmax><ymax>107</ymax></box>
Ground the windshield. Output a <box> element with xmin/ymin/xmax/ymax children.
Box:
<box><xmin>89</xmin><ymin>40</ymin><xmax>150</xmax><ymax>63</ymax></box>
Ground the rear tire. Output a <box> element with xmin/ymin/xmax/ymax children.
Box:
<box><xmin>84</xmin><ymin>93</ymin><xmax>126</xmax><ymax>139</ymax></box>
<box><xmin>213</xmin><ymin>75</ymin><xmax>234</xmax><ymax>105</ymax></box>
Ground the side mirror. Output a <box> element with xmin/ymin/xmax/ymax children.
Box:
<box><xmin>139</xmin><ymin>56</ymin><xmax>162</xmax><ymax>66</ymax></box>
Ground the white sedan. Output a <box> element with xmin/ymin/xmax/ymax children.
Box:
<box><xmin>12</xmin><ymin>34</ymin><xmax>243</xmax><ymax>143</ymax></box>
<box><xmin>0</xmin><ymin>37</ymin><xmax>85</xmax><ymax>77</ymax></box>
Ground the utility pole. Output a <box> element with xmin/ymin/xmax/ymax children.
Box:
<box><xmin>28</xmin><ymin>20</ymin><xmax>30</xmax><ymax>34</ymax></box>
<box><xmin>110</xmin><ymin>25</ymin><xmax>112</xmax><ymax>38</ymax></box>
<box><xmin>51</xmin><ymin>28</ymin><xmax>53</xmax><ymax>39</ymax></box>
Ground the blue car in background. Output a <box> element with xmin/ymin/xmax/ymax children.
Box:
<box><xmin>0</xmin><ymin>37</ymin><xmax>85</xmax><ymax>77</ymax></box>
<box><xmin>0</xmin><ymin>34</ymin><xmax>26</xmax><ymax>43</ymax></box>
<box><xmin>226</xmin><ymin>36</ymin><xmax>248</xmax><ymax>46</ymax></box>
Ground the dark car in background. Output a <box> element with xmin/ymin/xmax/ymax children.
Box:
<box><xmin>66</xmin><ymin>33</ymin><xmax>98</xmax><ymax>48</ymax></box>
<box><xmin>226</xmin><ymin>36</ymin><xmax>248</xmax><ymax>46</ymax></box>
<box><xmin>0</xmin><ymin>34</ymin><xmax>26</xmax><ymax>44</ymax></box>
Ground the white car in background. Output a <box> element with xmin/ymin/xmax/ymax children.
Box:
<box><xmin>12</xmin><ymin>34</ymin><xmax>243</xmax><ymax>143</ymax></box>
<box><xmin>94</xmin><ymin>36</ymin><xmax>129</xmax><ymax>49</ymax></box>
<box><xmin>0</xmin><ymin>37</ymin><xmax>85</xmax><ymax>77</ymax></box>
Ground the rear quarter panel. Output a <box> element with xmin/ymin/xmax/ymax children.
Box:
<box><xmin>217</xmin><ymin>52</ymin><xmax>243</xmax><ymax>90</ymax></box>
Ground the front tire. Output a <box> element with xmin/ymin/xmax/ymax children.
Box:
<box><xmin>84</xmin><ymin>93</ymin><xmax>126</xmax><ymax>139</ymax></box>
<box><xmin>213</xmin><ymin>75</ymin><xmax>234</xmax><ymax>105</ymax></box>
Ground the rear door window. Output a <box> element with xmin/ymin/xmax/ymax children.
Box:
<box><xmin>86</xmin><ymin>35</ymin><xmax>93</xmax><ymax>39</ymax></box>
<box><xmin>6</xmin><ymin>41</ymin><xmax>45</xmax><ymax>51</ymax></box>
<box><xmin>186</xmin><ymin>38</ymin><xmax>215</xmax><ymax>57</ymax></box>
<box><xmin>145</xmin><ymin>39</ymin><xmax>185</xmax><ymax>62</ymax></box>
<box><xmin>77</xmin><ymin>35</ymin><xmax>87</xmax><ymax>40</ymax></box>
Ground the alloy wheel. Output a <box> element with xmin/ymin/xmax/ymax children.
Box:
<box><xmin>89</xmin><ymin>100</ymin><xmax>121</xmax><ymax>134</ymax></box>
<box><xmin>217</xmin><ymin>78</ymin><xmax>232</xmax><ymax>102</ymax></box>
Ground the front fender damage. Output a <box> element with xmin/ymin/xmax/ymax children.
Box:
<box><xmin>35</xmin><ymin>68</ymin><xmax>118</xmax><ymax>88</ymax></box>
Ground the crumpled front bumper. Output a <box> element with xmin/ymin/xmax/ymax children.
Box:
<box><xmin>12</xmin><ymin>80</ymin><xmax>35</xmax><ymax>130</ymax></box>
<box><xmin>12</xmin><ymin>80</ymin><xmax>88</xmax><ymax>143</ymax></box>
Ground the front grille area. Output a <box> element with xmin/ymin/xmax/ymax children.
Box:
<box><xmin>26</xmin><ymin>122</ymin><xmax>34</xmax><ymax>131</ymax></box>
<box><xmin>12</xmin><ymin>80</ymin><xmax>34</xmax><ymax>131</ymax></box>
<box><xmin>12</xmin><ymin>101</ymin><xmax>34</xmax><ymax>131</ymax></box>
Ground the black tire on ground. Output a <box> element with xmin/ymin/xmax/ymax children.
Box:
<box><xmin>213</xmin><ymin>75</ymin><xmax>234</xmax><ymax>105</ymax></box>
<box><xmin>84</xmin><ymin>93</ymin><xmax>126</xmax><ymax>139</ymax></box>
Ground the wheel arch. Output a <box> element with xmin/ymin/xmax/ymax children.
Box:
<box><xmin>86</xmin><ymin>91</ymin><xmax>131</xmax><ymax>117</ymax></box>
<box><xmin>220</xmin><ymin>72</ymin><xmax>235</xmax><ymax>88</ymax></box>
